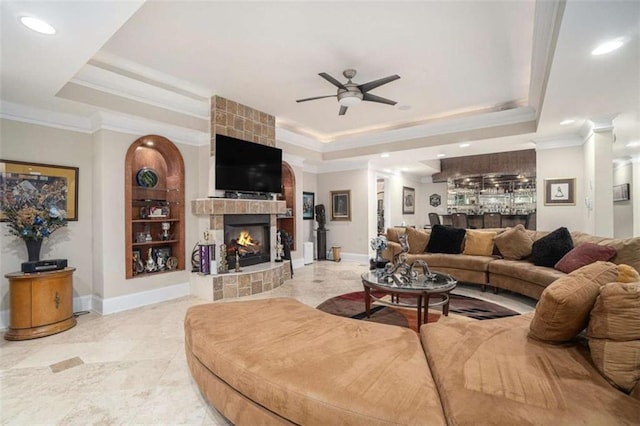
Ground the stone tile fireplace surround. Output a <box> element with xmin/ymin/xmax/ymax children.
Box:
<box><xmin>190</xmin><ymin>96</ymin><xmax>290</xmax><ymax>301</ymax></box>
<box><xmin>190</xmin><ymin>198</ymin><xmax>291</xmax><ymax>301</ymax></box>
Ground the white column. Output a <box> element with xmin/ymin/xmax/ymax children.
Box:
<box><xmin>583</xmin><ymin>116</ymin><xmax>615</xmax><ymax>237</ymax></box>
<box><xmin>633</xmin><ymin>156</ymin><xmax>640</xmax><ymax>237</ymax></box>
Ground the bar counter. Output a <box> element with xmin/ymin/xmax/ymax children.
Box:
<box><xmin>441</xmin><ymin>214</ymin><xmax>530</xmax><ymax>229</ymax></box>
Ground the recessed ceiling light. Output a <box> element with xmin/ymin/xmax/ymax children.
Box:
<box><xmin>591</xmin><ymin>38</ymin><xmax>624</xmax><ymax>56</ymax></box>
<box><xmin>383</xmin><ymin>168</ymin><xmax>392</xmax><ymax>173</ymax></box>
<box><xmin>437</xmin><ymin>154</ymin><xmax>446</xmax><ymax>158</ymax></box>
<box><xmin>560</xmin><ymin>119</ymin><xmax>575</xmax><ymax>125</ymax></box>
<box><xmin>20</xmin><ymin>16</ymin><xmax>56</xmax><ymax>35</ymax></box>
<box><xmin>380</xmin><ymin>153</ymin><xmax>390</xmax><ymax>158</ymax></box>
<box><xmin>459</xmin><ymin>143</ymin><xmax>471</xmax><ymax>148</ymax></box>
<box><xmin>626</xmin><ymin>141</ymin><xmax>640</xmax><ymax>148</ymax></box>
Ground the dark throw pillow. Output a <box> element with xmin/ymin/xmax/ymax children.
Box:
<box><xmin>531</xmin><ymin>227</ymin><xmax>574</xmax><ymax>267</ymax></box>
<box><xmin>426</xmin><ymin>225</ymin><xmax>466</xmax><ymax>254</ymax></box>
<box><xmin>555</xmin><ymin>242</ymin><xmax>617</xmax><ymax>273</ymax></box>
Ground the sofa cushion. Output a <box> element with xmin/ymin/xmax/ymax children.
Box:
<box><xmin>462</xmin><ymin>230</ymin><xmax>496</xmax><ymax>256</ymax></box>
<box><xmin>488</xmin><ymin>259</ymin><xmax>566</xmax><ymax>287</ymax></box>
<box><xmin>426</xmin><ymin>225</ymin><xmax>465</xmax><ymax>254</ymax></box>
<box><xmin>406</xmin><ymin>226</ymin><xmax>430</xmax><ymax>254</ymax></box>
<box><xmin>185</xmin><ymin>298</ymin><xmax>447</xmax><ymax>425</ymax></box>
<box><xmin>587</xmin><ymin>282</ymin><xmax>640</xmax><ymax>395</ymax></box>
<box><xmin>531</xmin><ymin>227</ymin><xmax>574</xmax><ymax>267</ymax></box>
<box><xmin>407</xmin><ymin>253</ymin><xmax>494</xmax><ymax>272</ymax></box>
<box><xmin>554</xmin><ymin>242</ymin><xmax>617</xmax><ymax>273</ymax></box>
<box><xmin>421</xmin><ymin>313</ymin><xmax>640</xmax><ymax>424</ymax></box>
<box><xmin>528</xmin><ymin>261</ymin><xmax>618</xmax><ymax>343</ymax></box>
<box><xmin>493</xmin><ymin>224</ymin><xmax>533</xmax><ymax>260</ymax></box>
<box><xmin>386</xmin><ymin>227</ymin><xmax>406</xmax><ymax>244</ymax></box>
<box><xmin>571</xmin><ymin>232</ymin><xmax>640</xmax><ymax>272</ymax></box>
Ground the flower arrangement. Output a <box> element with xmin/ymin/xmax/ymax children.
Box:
<box><xmin>370</xmin><ymin>235</ymin><xmax>388</xmax><ymax>252</ymax></box>
<box><xmin>2</xmin><ymin>199</ymin><xmax>67</xmax><ymax>241</ymax></box>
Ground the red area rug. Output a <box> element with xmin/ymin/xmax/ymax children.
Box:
<box><xmin>316</xmin><ymin>291</ymin><xmax>519</xmax><ymax>332</ymax></box>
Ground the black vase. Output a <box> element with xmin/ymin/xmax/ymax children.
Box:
<box><xmin>25</xmin><ymin>239</ymin><xmax>43</xmax><ymax>262</ymax></box>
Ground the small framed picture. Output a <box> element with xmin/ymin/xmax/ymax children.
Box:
<box><xmin>331</xmin><ymin>190</ymin><xmax>351</xmax><ymax>221</ymax></box>
<box><xmin>402</xmin><ymin>186</ymin><xmax>415</xmax><ymax>214</ymax></box>
<box><xmin>544</xmin><ymin>178</ymin><xmax>576</xmax><ymax>206</ymax></box>
<box><xmin>302</xmin><ymin>192</ymin><xmax>315</xmax><ymax>220</ymax></box>
<box><xmin>153</xmin><ymin>246</ymin><xmax>172</xmax><ymax>269</ymax></box>
<box><xmin>613</xmin><ymin>183</ymin><xmax>630</xmax><ymax>202</ymax></box>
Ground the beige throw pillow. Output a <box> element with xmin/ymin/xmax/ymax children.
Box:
<box><xmin>462</xmin><ymin>230</ymin><xmax>497</xmax><ymax>256</ymax></box>
<box><xmin>587</xmin><ymin>281</ymin><xmax>640</xmax><ymax>394</ymax></box>
<box><xmin>528</xmin><ymin>261</ymin><xmax>618</xmax><ymax>343</ymax></box>
<box><xmin>405</xmin><ymin>227</ymin><xmax>430</xmax><ymax>254</ymax></box>
<box><xmin>493</xmin><ymin>224</ymin><xmax>533</xmax><ymax>260</ymax></box>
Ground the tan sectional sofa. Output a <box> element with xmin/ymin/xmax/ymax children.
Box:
<box><xmin>383</xmin><ymin>226</ymin><xmax>640</xmax><ymax>300</ymax></box>
<box><xmin>185</xmin><ymin>292</ymin><xmax>640</xmax><ymax>425</ymax></box>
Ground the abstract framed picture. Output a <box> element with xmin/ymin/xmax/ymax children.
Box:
<box><xmin>544</xmin><ymin>178</ymin><xmax>575</xmax><ymax>206</ymax></box>
<box><xmin>613</xmin><ymin>183</ymin><xmax>630</xmax><ymax>202</ymax></box>
<box><xmin>330</xmin><ymin>190</ymin><xmax>351</xmax><ymax>221</ymax></box>
<box><xmin>0</xmin><ymin>159</ymin><xmax>79</xmax><ymax>221</ymax></box>
<box><xmin>302</xmin><ymin>192</ymin><xmax>315</xmax><ymax>220</ymax></box>
<box><xmin>402</xmin><ymin>186</ymin><xmax>415</xmax><ymax>214</ymax></box>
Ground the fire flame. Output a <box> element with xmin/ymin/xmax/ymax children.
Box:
<box><xmin>237</xmin><ymin>230</ymin><xmax>257</xmax><ymax>247</ymax></box>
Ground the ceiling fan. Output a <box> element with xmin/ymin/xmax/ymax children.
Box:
<box><xmin>296</xmin><ymin>69</ymin><xmax>400</xmax><ymax>116</ymax></box>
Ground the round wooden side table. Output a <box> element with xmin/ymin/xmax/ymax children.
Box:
<box><xmin>4</xmin><ymin>267</ymin><xmax>77</xmax><ymax>341</ymax></box>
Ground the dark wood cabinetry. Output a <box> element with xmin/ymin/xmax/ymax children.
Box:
<box><xmin>125</xmin><ymin>135</ymin><xmax>185</xmax><ymax>279</ymax></box>
<box><xmin>5</xmin><ymin>268</ymin><xmax>76</xmax><ymax>340</ymax></box>
<box><xmin>277</xmin><ymin>162</ymin><xmax>296</xmax><ymax>251</ymax></box>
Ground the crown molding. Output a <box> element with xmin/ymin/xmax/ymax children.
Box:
<box><xmin>589</xmin><ymin>113</ymin><xmax>618</xmax><ymax>133</ymax></box>
<box><xmin>0</xmin><ymin>101</ymin><xmax>93</xmax><ymax>133</ymax></box>
<box><xmin>276</xmin><ymin>127</ymin><xmax>325</xmax><ymax>152</ymax></box>
<box><xmin>533</xmin><ymin>133</ymin><xmax>585</xmax><ymax>150</ymax></box>
<box><xmin>90</xmin><ymin>111</ymin><xmax>208</xmax><ymax>146</ymax></box>
<box><xmin>71</xmin><ymin>64</ymin><xmax>210</xmax><ymax>119</ymax></box>
<box><xmin>282</xmin><ymin>152</ymin><xmax>306</xmax><ymax>168</ymax></box>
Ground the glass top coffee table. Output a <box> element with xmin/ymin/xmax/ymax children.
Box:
<box><xmin>361</xmin><ymin>270</ymin><xmax>457</xmax><ymax>329</ymax></box>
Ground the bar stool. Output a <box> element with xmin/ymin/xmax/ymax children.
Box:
<box><xmin>525</xmin><ymin>212</ymin><xmax>536</xmax><ymax>230</ymax></box>
<box><xmin>483</xmin><ymin>212</ymin><xmax>502</xmax><ymax>228</ymax></box>
<box><xmin>451</xmin><ymin>213</ymin><xmax>470</xmax><ymax>229</ymax></box>
<box><xmin>428</xmin><ymin>213</ymin><xmax>441</xmax><ymax>227</ymax></box>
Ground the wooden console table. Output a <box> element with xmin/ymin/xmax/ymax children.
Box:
<box><xmin>4</xmin><ymin>267</ymin><xmax>77</xmax><ymax>341</ymax></box>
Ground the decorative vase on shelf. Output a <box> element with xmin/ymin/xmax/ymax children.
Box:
<box><xmin>25</xmin><ymin>239</ymin><xmax>43</xmax><ymax>262</ymax></box>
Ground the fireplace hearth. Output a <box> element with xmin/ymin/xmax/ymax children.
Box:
<box><xmin>224</xmin><ymin>214</ymin><xmax>270</xmax><ymax>268</ymax></box>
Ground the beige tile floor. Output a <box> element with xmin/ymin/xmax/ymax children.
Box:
<box><xmin>0</xmin><ymin>261</ymin><xmax>535</xmax><ymax>425</ymax></box>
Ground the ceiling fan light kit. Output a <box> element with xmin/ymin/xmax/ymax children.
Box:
<box><xmin>297</xmin><ymin>69</ymin><xmax>400</xmax><ymax>115</ymax></box>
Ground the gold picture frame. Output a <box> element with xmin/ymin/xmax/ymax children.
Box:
<box><xmin>330</xmin><ymin>190</ymin><xmax>351</xmax><ymax>221</ymax></box>
<box><xmin>0</xmin><ymin>159</ymin><xmax>79</xmax><ymax>220</ymax></box>
<box><xmin>544</xmin><ymin>177</ymin><xmax>575</xmax><ymax>206</ymax></box>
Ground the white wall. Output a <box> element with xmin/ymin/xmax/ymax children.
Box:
<box><xmin>316</xmin><ymin>168</ymin><xmax>369</xmax><ymax>256</ymax></box>
<box><xmin>536</xmin><ymin>145</ymin><xmax>585</xmax><ymax>232</ymax></box>
<box><xmin>614</xmin><ymin>161</ymin><xmax>633</xmax><ymax>238</ymax></box>
<box><xmin>1</xmin><ymin>119</ymin><xmax>94</xmax><ymax>323</ymax></box>
<box><xmin>302</xmin><ymin>170</ymin><xmax>318</xmax><ymax>247</ymax></box>
<box><xmin>0</xmin><ymin>118</ymin><xmax>208</xmax><ymax>324</ymax></box>
<box><xmin>91</xmin><ymin>129</ymin><xmax>203</xmax><ymax>308</ymax></box>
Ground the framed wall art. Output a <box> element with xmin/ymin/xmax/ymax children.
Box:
<box><xmin>544</xmin><ymin>178</ymin><xmax>575</xmax><ymax>206</ymax></box>
<box><xmin>402</xmin><ymin>186</ymin><xmax>415</xmax><ymax>214</ymax></box>
<box><xmin>0</xmin><ymin>159</ymin><xmax>79</xmax><ymax>221</ymax></box>
<box><xmin>302</xmin><ymin>192</ymin><xmax>315</xmax><ymax>220</ymax></box>
<box><xmin>613</xmin><ymin>183</ymin><xmax>630</xmax><ymax>202</ymax></box>
<box><xmin>330</xmin><ymin>190</ymin><xmax>351</xmax><ymax>221</ymax></box>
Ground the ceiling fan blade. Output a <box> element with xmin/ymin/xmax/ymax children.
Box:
<box><xmin>362</xmin><ymin>92</ymin><xmax>397</xmax><ymax>105</ymax></box>
<box><xmin>296</xmin><ymin>95</ymin><xmax>337</xmax><ymax>103</ymax></box>
<box><xmin>319</xmin><ymin>72</ymin><xmax>347</xmax><ymax>90</ymax></box>
<box><xmin>358</xmin><ymin>75</ymin><xmax>400</xmax><ymax>93</ymax></box>
<box><xmin>339</xmin><ymin>105</ymin><xmax>348</xmax><ymax>116</ymax></box>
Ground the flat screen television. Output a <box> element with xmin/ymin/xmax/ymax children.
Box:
<box><xmin>215</xmin><ymin>134</ymin><xmax>283</xmax><ymax>194</ymax></box>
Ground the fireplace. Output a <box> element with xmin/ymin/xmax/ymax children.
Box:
<box><xmin>224</xmin><ymin>214</ymin><xmax>271</xmax><ymax>268</ymax></box>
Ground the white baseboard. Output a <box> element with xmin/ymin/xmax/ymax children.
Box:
<box><xmin>340</xmin><ymin>252</ymin><xmax>369</xmax><ymax>264</ymax></box>
<box><xmin>92</xmin><ymin>282</ymin><xmax>190</xmax><ymax>315</ymax></box>
<box><xmin>73</xmin><ymin>295</ymin><xmax>92</xmax><ymax>313</ymax></box>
